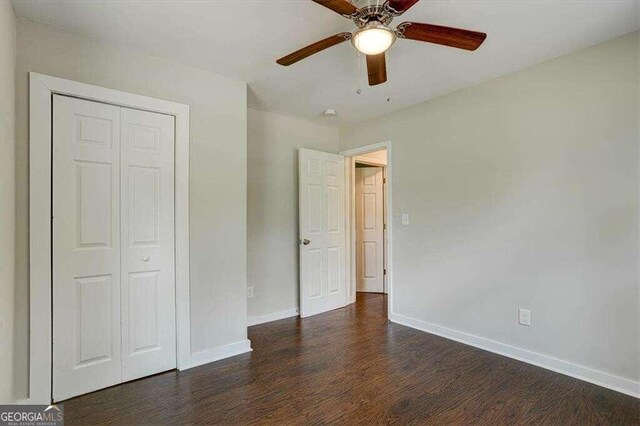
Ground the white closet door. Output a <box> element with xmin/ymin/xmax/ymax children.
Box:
<box><xmin>53</xmin><ymin>95</ymin><xmax>122</xmax><ymax>401</ymax></box>
<box><xmin>120</xmin><ymin>107</ymin><xmax>176</xmax><ymax>382</ymax></box>
<box><xmin>53</xmin><ymin>96</ymin><xmax>176</xmax><ymax>401</ymax></box>
<box><xmin>298</xmin><ymin>148</ymin><xmax>346</xmax><ymax>318</ymax></box>
<box><xmin>355</xmin><ymin>167</ymin><xmax>384</xmax><ymax>293</ymax></box>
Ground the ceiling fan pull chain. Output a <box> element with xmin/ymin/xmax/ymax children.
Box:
<box><xmin>385</xmin><ymin>48</ymin><xmax>392</xmax><ymax>102</ymax></box>
<box><xmin>387</xmin><ymin>67</ymin><xmax>392</xmax><ymax>102</ymax></box>
<box><xmin>356</xmin><ymin>50</ymin><xmax>364</xmax><ymax>94</ymax></box>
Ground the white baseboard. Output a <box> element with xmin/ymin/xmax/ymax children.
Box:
<box><xmin>14</xmin><ymin>340</ymin><xmax>253</xmax><ymax>404</ymax></box>
<box><xmin>180</xmin><ymin>339</ymin><xmax>252</xmax><ymax>371</ymax></box>
<box><xmin>389</xmin><ymin>312</ymin><xmax>640</xmax><ymax>399</ymax></box>
<box><xmin>248</xmin><ymin>308</ymin><xmax>299</xmax><ymax>326</ymax></box>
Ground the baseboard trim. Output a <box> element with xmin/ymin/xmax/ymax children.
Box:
<box><xmin>181</xmin><ymin>339</ymin><xmax>252</xmax><ymax>371</ymax></box>
<box><xmin>389</xmin><ymin>312</ymin><xmax>640</xmax><ymax>399</ymax></box>
<box><xmin>13</xmin><ymin>340</ymin><xmax>253</xmax><ymax>404</ymax></box>
<box><xmin>248</xmin><ymin>308</ymin><xmax>299</xmax><ymax>326</ymax></box>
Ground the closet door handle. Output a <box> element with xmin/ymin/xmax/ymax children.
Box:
<box><xmin>142</xmin><ymin>256</ymin><xmax>150</xmax><ymax>262</ymax></box>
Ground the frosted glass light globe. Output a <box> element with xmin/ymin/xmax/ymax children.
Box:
<box><xmin>352</xmin><ymin>23</ymin><xmax>396</xmax><ymax>55</ymax></box>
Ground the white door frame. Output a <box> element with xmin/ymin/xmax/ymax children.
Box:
<box><xmin>28</xmin><ymin>73</ymin><xmax>191</xmax><ymax>404</ymax></box>
<box><xmin>353</xmin><ymin>156</ymin><xmax>386</xmax><ymax>168</ymax></box>
<box><xmin>339</xmin><ymin>141</ymin><xmax>393</xmax><ymax>318</ymax></box>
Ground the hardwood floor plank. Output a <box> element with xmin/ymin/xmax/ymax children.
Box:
<box><xmin>63</xmin><ymin>293</ymin><xmax>640</xmax><ymax>425</ymax></box>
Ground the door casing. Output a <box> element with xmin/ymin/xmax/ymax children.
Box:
<box><xmin>28</xmin><ymin>73</ymin><xmax>190</xmax><ymax>404</ymax></box>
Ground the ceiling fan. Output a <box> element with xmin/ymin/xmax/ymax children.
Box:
<box><xmin>276</xmin><ymin>0</ymin><xmax>487</xmax><ymax>86</ymax></box>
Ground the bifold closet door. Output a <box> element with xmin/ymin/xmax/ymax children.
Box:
<box><xmin>53</xmin><ymin>95</ymin><xmax>176</xmax><ymax>401</ymax></box>
<box><xmin>53</xmin><ymin>95</ymin><xmax>123</xmax><ymax>401</ymax></box>
<box><xmin>120</xmin><ymin>107</ymin><xmax>176</xmax><ymax>382</ymax></box>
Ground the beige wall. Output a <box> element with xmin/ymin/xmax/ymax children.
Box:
<box><xmin>14</xmin><ymin>20</ymin><xmax>248</xmax><ymax>398</ymax></box>
<box><xmin>7</xmin><ymin>9</ymin><xmax>638</xmax><ymax>400</ymax></box>
<box><xmin>340</xmin><ymin>33</ymin><xmax>639</xmax><ymax>383</ymax></box>
<box><xmin>247</xmin><ymin>108</ymin><xmax>339</xmax><ymax>321</ymax></box>
<box><xmin>0</xmin><ymin>0</ymin><xmax>16</xmax><ymax>404</ymax></box>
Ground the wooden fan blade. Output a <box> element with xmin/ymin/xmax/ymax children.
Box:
<box><xmin>386</xmin><ymin>0</ymin><xmax>420</xmax><ymax>14</ymax></box>
<box><xmin>277</xmin><ymin>33</ymin><xmax>352</xmax><ymax>66</ymax></box>
<box><xmin>366</xmin><ymin>53</ymin><xmax>387</xmax><ymax>86</ymax></box>
<box><xmin>397</xmin><ymin>22</ymin><xmax>487</xmax><ymax>51</ymax></box>
<box><xmin>312</xmin><ymin>0</ymin><xmax>358</xmax><ymax>17</ymax></box>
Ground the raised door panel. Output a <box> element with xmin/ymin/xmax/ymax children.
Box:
<box><xmin>363</xmin><ymin>242</ymin><xmax>378</xmax><ymax>279</ymax></box>
<box><xmin>129</xmin><ymin>166</ymin><xmax>160</xmax><ymax>246</ymax></box>
<box><xmin>75</xmin><ymin>161</ymin><xmax>113</xmax><ymax>248</ymax></box>
<box><xmin>74</xmin><ymin>275</ymin><xmax>115</xmax><ymax>367</ymax></box>
<box><xmin>128</xmin><ymin>271</ymin><xmax>161</xmax><ymax>355</ymax></box>
<box><xmin>307</xmin><ymin>184</ymin><xmax>322</xmax><ymax>235</ymax></box>
<box><xmin>327</xmin><ymin>186</ymin><xmax>339</xmax><ymax>233</ymax></box>
<box><xmin>120</xmin><ymin>107</ymin><xmax>176</xmax><ymax>382</ymax></box>
<box><xmin>53</xmin><ymin>95</ymin><xmax>122</xmax><ymax>402</ymax></box>
<box><xmin>363</xmin><ymin>193</ymin><xmax>377</xmax><ymax>231</ymax></box>
<box><xmin>307</xmin><ymin>249</ymin><xmax>322</xmax><ymax>299</ymax></box>
<box><xmin>77</xmin><ymin>115</ymin><xmax>113</xmax><ymax>147</ymax></box>
<box><xmin>327</xmin><ymin>247</ymin><xmax>340</xmax><ymax>294</ymax></box>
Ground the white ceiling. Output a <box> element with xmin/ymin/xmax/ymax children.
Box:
<box><xmin>12</xmin><ymin>0</ymin><xmax>639</xmax><ymax>126</ymax></box>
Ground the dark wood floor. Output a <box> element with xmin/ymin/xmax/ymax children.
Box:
<box><xmin>64</xmin><ymin>293</ymin><xmax>639</xmax><ymax>425</ymax></box>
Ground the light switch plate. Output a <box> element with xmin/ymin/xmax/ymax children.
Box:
<box><xmin>402</xmin><ymin>213</ymin><xmax>410</xmax><ymax>226</ymax></box>
<box><xmin>519</xmin><ymin>308</ymin><xmax>531</xmax><ymax>326</ymax></box>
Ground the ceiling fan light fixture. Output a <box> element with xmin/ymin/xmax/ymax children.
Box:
<box><xmin>277</xmin><ymin>0</ymin><xmax>487</xmax><ymax>87</ymax></box>
<box><xmin>351</xmin><ymin>22</ymin><xmax>396</xmax><ymax>55</ymax></box>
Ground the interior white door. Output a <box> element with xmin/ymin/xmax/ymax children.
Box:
<box><xmin>120</xmin><ymin>107</ymin><xmax>176</xmax><ymax>382</ymax></box>
<box><xmin>53</xmin><ymin>95</ymin><xmax>176</xmax><ymax>401</ymax></box>
<box><xmin>355</xmin><ymin>167</ymin><xmax>384</xmax><ymax>293</ymax></box>
<box><xmin>53</xmin><ymin>95</ymin><xmax>123</xmax><ymax>401</ymax></box>
<box><xmin>299</xmin><ymin>148</ymin><xmax>346</xmax><ymax>318</ymax></box>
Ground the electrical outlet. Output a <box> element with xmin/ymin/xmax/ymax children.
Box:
<box><xmin>519</xmin><ymin>308</ymin><xmax>531</xmax><ymax>326</ymax></box>
<box><xmin>402</xmin><ymin>213</ymin><xmax>410</xmax><ymax>226</ymax></box>
<box><xmin>247</xmin><ymin>287</ymin><xmax>254</xmax><ymax>298</ymax></box>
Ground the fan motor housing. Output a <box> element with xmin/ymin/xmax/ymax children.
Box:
<box><xmin>351</xmin><ymin>0</ymin><xmax>397</xmax><ymax>26</ymax></box>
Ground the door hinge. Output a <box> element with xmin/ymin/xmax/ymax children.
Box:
<box><xmin>383</xmin><ymin>178</ymin><xmax>386</xmax><ymax>184</ymax></box>
<box><xmin>383</xmin><ymin>223</ymin><xmax>387</xmax><ymax>230</ymax></box>
<box><xmin>384</xmin><ymin>268</ymin><xmax>387</xmax><ymax>275</ymax></box>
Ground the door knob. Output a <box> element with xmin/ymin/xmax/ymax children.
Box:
<box><xmin>143</xmin><ymin>256</ymin><xmax>150</xmax><ymax>262</ymax></box>
<box><xmin>300</xmin><ymin>239</ymin><xmax>311</xmax><ymax>246</ymax></box>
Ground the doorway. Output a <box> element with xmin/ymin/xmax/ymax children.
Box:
<box><xmin>340</xmin><ymin>141</ymin><xmax>393</xmax><ymax>317</ymax></box>
<box><xmin>354</xmin><ymin>152</ymin><xmax>387</xmax><ymax>294</ymax></box>
<box><xmin>297</xmin><ymin>142</ymin><xmax>392</xmax><ymax>320</ymax></box>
